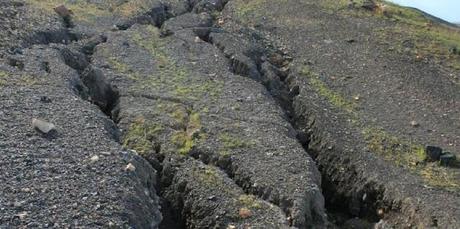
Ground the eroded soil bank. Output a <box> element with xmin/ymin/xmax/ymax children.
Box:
<box><xmin>1</xmin><ymin>0</ymin><xmax>459</xmax><ymax>228</ymax></box>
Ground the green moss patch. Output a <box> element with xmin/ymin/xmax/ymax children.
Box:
<box><xmin>300</xmin><ymin>66</ymin><xmax>356</xmax><ymax>113</ymax></box>
<box><xmin>108</xmin><ymin>57</ymin><xmax>131</xmax><ymax>74</ymax></box>
<box><xmin>123</xmin><ymin>116</ymin><xmax>163</xmax><ymax>156</ymax></box>
<box><xmin>219</xmin><ymin>133</ymin><xmax>253</xmax><ymax>149</ymax></box>
<box><xmin>129</xmin><ymin>25</ymin><xmax>224</xmax><ymax>101</ymax></box>
<box><xmin>0</xmin><ymin>71</ymin><xmax>7</xmax><ymax>87</ymax></box>
<box><xmin>193</xmin><ymin>165</ymin><xmax>224</xmax><ymax>187</ymax></box>
<box><xmin>171</xmin><ymin>111</ymin><xmax>203</xmax><ymax>155</ymax></box>
<box><xmin>238</xmin><ymin>194</ymin><xmax>262</xmax><ymax>209</ymax></box>
<box><xmin>218</xmin><ymin>132</ymin><xmax>255</xmax><ymax>156</ymax></box>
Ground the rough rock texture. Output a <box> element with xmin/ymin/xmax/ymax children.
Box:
<box><xmin>1</xmin><ymin>0</ymin><xmax>327</xmax><ymax>228</ymax></box>
<box><xmin>221</xmin><ymin>0</ymin><xmax>460</xmax><ymax>227</ymax></box>
<box><xmin>0</xmin><ymin>47</ymin><xmax>161</xmax><ymax>227</ymax></box>
<box><xmin>90</xmin><ymin>21</ymin><xmax>326</xmax><ymax>227</ymax></box>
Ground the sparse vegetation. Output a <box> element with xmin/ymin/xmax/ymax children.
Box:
<box><xmin>108</xmin><ymin>57</ymin><xmax>131</xmax><ymax>74</ymax></box>
<box><xmin>129</xmin><ymin>25</ymin><xmax>224</xmax><ymax>101</ymax></box>
<box><xmin>322</xmin><ymin>0</ymin><xmax>460</xmax><ymax>72</ymax></box>
<box><xmin>171</xmin><ymin>131</ymin><xmax>195</xmax><ymax>155</ymax></box>
<box><xmin>0</xmin><ymin>71</ymin><xmax>7</xmax><ymax>86</ymax></box>
<box><xmin>363</xmin><ymin>127</ymin><xmax>426</xmax><ymax>167</ymax></box>
<box><xmin>376</xmin><ymin>21</ymin><xmax>460</xmax><ymax>71</ymax></box>
<box><xmin>300</xmin><ymin>66</ymin><xmax>356</xmax><ymax>113</ymax></box>
<box><xmin>123</xmin><ymin>116</ymin><xmax>163</xmax><ymax>156</ymax></box>
<box><xmin>171</xmin><ymin>111</ymin><xmax>203</xmax><ymax>155</ymax></box>
<box><xmin>218</xmin><ymin>132</ymin><xmax>254</xmax><ymax>156</ymax></box>
<box><xmin>238</xmin><ymin>194</ymin><xmax>262</xmax><ymax>209</ymax></box>
<box><xmin>363</xmin><ymin>128</ymin><xmax>459</xmax><ymax>190</ymax></box>
<box><xmin>233</xmin><ymin>0</ymin><xmax>268</xmax><ymax>20</ymax></box>
<box><xmin>193</xmin><ymin>165</ymin><xmax>222</xmax><ymax>186</ymax></box>
<box><xmin>28</xmin><ymin>0</ymin><xmax>152</xmax><ymax>23</ymax></box>
<box><xmin>219</xmin><ymin>133</ymin><xmax>253</xmax><ymax>149</ymax></box>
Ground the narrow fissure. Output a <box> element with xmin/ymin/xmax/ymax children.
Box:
<box><xmin>60</xmin><ymin>38</ymin><xmax>190</xmax><ymax>228</ymax></box>
<box><xmin>199</xmin><ymin>20</ymin><xmax>382</xmax><ymax>226</ymax></box>
<box><xmin>22</xmin><ymin>7</ymin><xmax>80</xmax><ymax>47</ymax></box>
<box><xmin>37</xmin><ymin>0</ymin><xmax>382</xmax><ymax>227</ymax></box>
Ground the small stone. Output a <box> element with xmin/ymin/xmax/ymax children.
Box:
<box><xmin>207</xmin><ymin>195</ymin><xmax>216</xmax><ymax>201</ymax></box>
<box><xmin>16</xmin><ymin>212</ymin><xmax>28</xmax><ymax>220</ymax></box>
<box><xmin>40</xmin><ymin>96</ymin><xmax>52</xmax><ymax>103</ymax></box>
<box><xmin>425</xmin><ymin>146</ymin><xmax>442</xmax><ymax>162</ymax></box>
<box><xmin>100</xmin><ymin>151</ymin><xmax>111</xmax><ymax>156</ymax></box>
<box><xmin>194</xmin><ymin>36</ymin><xmax>201</xmax><ymax>43</ymax></box>
<box><xmin>354</xmin><ymin>95</ymin><xmax>360</xmax><ymax>101</ymax></box>
<box><xmin>14</xmin><ymin>201</ymin><xmax>25</xmax><ymax>208</ymax></box>
<box><xmin>362</xmin><ymin>0</ymin><xmax>377</xmax><ymax>11</ymax></box>
<box><xmin>125</xmin><ymin>163</ymin><xmax>136</xmax><ymax>172</ymax></box>
<box><xmin>54</xmin><ymin>5</ymin><xmax>73</xmax><ymax>18</ymax></box>
<box><xmin>410</xmin><ymin>121</ymin><xmax>419</xmax><ymax>127</ymax></box>
<box><xmin>227</xmin><ymin>225</ymin><xmax>236</xmax><ymax>229</ymax></box>
<box><xmin>346</xmin><ymin>38</ymin><xmax>356</xmax><ymax>43</ymax></box>
<box><xmin>238</xmin><ymin>207</ymin><xmax>252</xmax><ymax>219</ymax></box>
<box><xmin>377</xmin><ymin>208</ymin><xmax>384</xmax><ymax>216</ymax></box>
<box><xmin>90</xmin><ymin>155</ymin><xmax>100</xmax><ymax>163</ymax></box>
<box><xmin>21</xmin><ymin>188</ymin><xmax>31</xmax><ymax>193</ymax></box>
<box><xmin>440</xmin><ymin>153</ymin><xmax>456</xmax><ymax>167</ymax></box>
<box><xmin>32</xmin><ymin>118</ymin><xmax>56</xmax><ymax>134</ymax></box>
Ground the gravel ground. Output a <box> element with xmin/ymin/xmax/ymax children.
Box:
<box><xmin>2</xmin><ymin>0</ymin><xmax>459</xmax><ymax>228</ymax></box>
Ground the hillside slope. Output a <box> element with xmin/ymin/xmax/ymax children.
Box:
<box><xmin>0</xmin><ymin>0</ymin><xmax>459</xmax><ymax>228</ymax></box>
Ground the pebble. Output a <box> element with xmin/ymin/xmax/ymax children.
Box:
<box><xmin>100</xmin><ymin>151</ymin><xmax>111</xmax><ymax>156</ymax></box>
<box><xmin>32</xmin><ymin>118</ymin><xmax>56</xmax><ymax>134</ymax></box>
<box><xmin>425</xmin><ymin>146</ymin><xmax>442</xmax><ymax>162</ymax></box>
<box><xmin>238</xmin><ymin>207</ymin><xmax>252</xmax><ymax>219</ymax></box>
<box><xmin>40</xmin><ymin>96</ymin><xmax>52</xmax><ymax>103</ymax></box>
<box><xmin>346</xmin><ymin>38</ymin><xmax>356</xmax><ymax>43</ymax></box>
<box><xmin>125</xmin><ymin>163</ymin><xmax>136</xmax><ymax>172</ymax></box>
<box><xmin>90</xmin><ymin>155</ymin><xmax>100</xmax><ymax>163</ymax></box>
<box><xmin>54</xmin><ymin>5</ymin><xmax>72</xmax><ymax>18</ymax></box>
<box><xmin>440</xmin><ymin>153</ymin><xmax>456</xmax><ymax>167</ymax></box>
<box><xmin>410</xmin><ymin>120</ymin><xmax>419</xmax><ymax>127</ymax></box>
<box><xmin>16</xmin><ymin>212</ymin><xmax>28</xmax><ymax>220</ymax></box>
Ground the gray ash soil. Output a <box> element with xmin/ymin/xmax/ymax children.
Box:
<box><xmin>1</xmin><ymin>0</ymin><xmax>459</xmax><ymax>228</ymax></box>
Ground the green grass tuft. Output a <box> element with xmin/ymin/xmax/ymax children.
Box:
<box><xmin>363</xmin><ymin>127</ymin><xmax>459</xmax><ymax>190</ymax></box>
<box><xmin>123</xmin><ymin>117</ymin><xmax>163</xmax><ymax>156</ymax></box>
<box><xmin>300</xmin><ymin>66</ymin><xmax>356</xmax><ymax>113</ymax></box>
